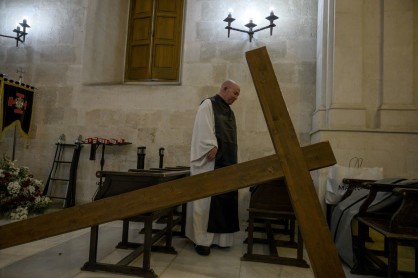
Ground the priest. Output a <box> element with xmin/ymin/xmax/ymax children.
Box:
<box><xmin>186</xmin><ymin>80</ymin><xmax>241</xmax><ymax>256</ymax></box>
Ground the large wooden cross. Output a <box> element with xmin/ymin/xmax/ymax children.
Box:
<box><xmin>0</xmin><ymin>47</ymin><xmax>344</xmax><ymax>277</ymax></box>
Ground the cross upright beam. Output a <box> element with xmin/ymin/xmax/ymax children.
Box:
<box><xmin>246</xmin><ymin>46</ymin><xmax>344</xmax><ymax>277</ymax></box>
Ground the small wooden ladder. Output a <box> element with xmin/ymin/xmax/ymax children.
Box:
<box><xmin>43</xmin><ymin>142</ymin><xmax>82</xmax><ymax>208</ymax></box>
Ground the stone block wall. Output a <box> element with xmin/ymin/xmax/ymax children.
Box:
<box><xmin>314</xmin><ymin>0</ymin><xmax>418</xmax><ymax>210</ymax></box>
<box><xmin>0</xmin><ymin>0</ymin><xmax>318</xmax><ymax>219</ymax></box>
<box><xmin>1</xmin><ymin>0</ymin><xmax>416</xmax><ymax>219</ymax></box>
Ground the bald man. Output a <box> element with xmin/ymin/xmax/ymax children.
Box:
<box><xmin>186</xmin><ymin>80</ymin><xmax>241</xmax><ymax>256</ymax></box>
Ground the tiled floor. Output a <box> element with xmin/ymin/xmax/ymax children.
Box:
<box><xmin>0</xmin><ymin>216</ymin><xmax>377</xmax><ymax>278</ymax></box>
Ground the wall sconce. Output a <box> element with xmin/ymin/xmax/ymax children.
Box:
<box><xmin>223</xmin><ymin>9</ymin><xmax>278</xmax><ymax>42</ymax></box>
<box><xmin>0</xmin><ymin>19</ymin><xmax>30</xmax><ymax>47</ymax></box>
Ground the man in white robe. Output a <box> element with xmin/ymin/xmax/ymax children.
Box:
<box><xmin>186</xmin><ymin>80</ymin><xmax>241</xmax><ymax>256</ymax></box>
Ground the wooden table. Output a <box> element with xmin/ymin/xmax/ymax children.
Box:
<box><xmin>82</xmin><ymin>167</ymin><xmax>190</xmax><ymax>277</ymax></box>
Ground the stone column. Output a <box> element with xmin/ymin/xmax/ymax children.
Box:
<box><xmin>379</xmin><ymin>0</ymin><xmax>417</xmax><ymax>129</ymax></box>
<box><xmin>313</xmin><ymin>0</ymin><xmax>418</xmax><ymax>212</ymax></box>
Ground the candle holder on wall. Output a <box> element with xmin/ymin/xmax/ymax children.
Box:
<box><xmin>223</xmin><ymin>9</ymin><xmax>278</xmax><ymax>42</ymax></box>
<box><xmin>0</xmin><ymin>19</ymin><xmax>30</xmax><ymax>47</ymax></box>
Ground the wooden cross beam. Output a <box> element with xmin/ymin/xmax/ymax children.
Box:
<box><xmin>0</xmin><ymin>142</ymin><xmax>333</xmax><ymax>248</ymax></box>
<box><xmin>0</xmin><ymin>47</ymin><xmax>344</xmax><ymax>277</ymax></box>
<box><xmin>246</xmin><ymin>47</ymin><xmax>344</xmax><ymax>277</ymax></box>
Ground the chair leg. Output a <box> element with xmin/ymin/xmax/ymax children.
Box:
<box><xmin>142</xmin><ymin>217</ymin><xmax>153</xmax><ymax>271</ymax></box>
<box><xmin>387</xmin><ymin>240</ymin><xmax>397</xmax><ymax>278</ymax></box>
<box><xmin>247</xmin><ymin>213</ymin><xmax>255</xmax><ymax>255</ymax></box>
<box><xmin>415</xmin><ymin>246</ymin><xmax>418</xmax><ymax>274</ymax></box>
<box><xmin>352</xmin><ymin>221</ymin><xmax>368</xmax><ymax>274</ymax></box>
<box><xmin>121</xmin><ymin>219</ymin><xmax>129</xmax><ymax>245</ymax></box>
<box><xmin>289</xmin><ymin>219</ymin><xmax>295</xmax><ymax>242</ymax></box>
<box><xmin>88</xmin><ymin>225</ymin><xmax>99</xmax><ymax>263</ymax></box>
<box><xmin>165</xmin><ymin>209</ymin><xmax>173</xmax><ymax>248</ymax></box>
<box><xmin>297</xmin><ymin>226</ymin><xmax>304</xmax><ymax>260</ymax></box>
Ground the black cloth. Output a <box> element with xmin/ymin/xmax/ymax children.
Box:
<box><xmin>207</xmin><ymin>95</ymin><xmax>239</xmax><ymax>233</ymax></box>
<box><xmin>210</xmin><ymin>95</ymin><xmax>237</xmax><ymax>167</ymax></box>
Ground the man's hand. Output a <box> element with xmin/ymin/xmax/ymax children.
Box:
<box><xmin>207</xmin><ymin>147</ymin><xmax>218</xmax><ymax>161</ymax></box>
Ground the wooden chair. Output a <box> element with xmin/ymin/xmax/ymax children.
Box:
<box><xmin>241</xmin><ymin>179</ymin><xmax>309</xmax><ymax>268</ymax></box>
<box><xmin>350</xmin><ymin>180</ymin><xmax>418</xmax><ymax>277</ymax></box>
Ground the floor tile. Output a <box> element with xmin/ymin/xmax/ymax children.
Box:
<box><xmin>0</xmin><ymin>217</ymin><xmax>380</xmax><ymax>278</ymax></box>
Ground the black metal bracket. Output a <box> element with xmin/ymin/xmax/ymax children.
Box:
<box><xmin>223</xmin><ymin>12</ymin><xmax>278</xmax><ymax>42</ymax></box>
<box><xmin>0</xmin><ymin>20</ymin><xmax>30</xmax><ymax>47</ymax></box>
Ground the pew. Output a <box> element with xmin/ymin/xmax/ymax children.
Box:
<box><xmin>81</xmin><ymin>168</ymin><xmax>189</xmax><ymax>278</ymax></box>
<box><xmin>347</xmin><ymin>179</ymin><xmax>418</xmax><ymax>277</ymax></box>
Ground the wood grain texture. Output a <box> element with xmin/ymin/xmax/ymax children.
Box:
<box><xmin>0</xmin><ymin>142</ymin><xmax>334</xmax><ymax>249</ymax></box>
<box><xmin>245</xmin><ymin>46</ymin><xmax>345</xmax><ymax>278</ymax></box>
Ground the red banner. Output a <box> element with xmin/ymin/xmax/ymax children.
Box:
<box><xmin>0</xmin><ymin>76</ymin><xmax>34</xmax><ymax>137</ymax></box>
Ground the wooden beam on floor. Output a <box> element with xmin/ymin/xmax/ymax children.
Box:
<box><xmin>0</xmin><ymin>141</ymin><xmax>335</xmax><ymax>249</ymax></box>
<box><xmin>246</xmin><ymin>46</ymin><xmax>345</xmax><ymax>278</ymax></box>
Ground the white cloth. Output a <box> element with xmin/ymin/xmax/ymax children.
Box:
<box><xmin>185</xmin><ymin>99</ymin><xmax>234</xmax><ymax>247</ymax></box>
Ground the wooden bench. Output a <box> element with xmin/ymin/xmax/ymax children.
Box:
<box><xmin>349</xmin><ymin>180</ymin><xmax>418</xmax><ymax>277</ymax></box>
<box><xmin>241</xmin><ymin>179</ymin><xmax>309</xmax><ymax>268</ymax></box>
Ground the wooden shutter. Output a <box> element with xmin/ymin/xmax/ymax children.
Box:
<box><xmin>125</xmin><ymin>0</ymin><xmax>184</xmax><ymax>82</ymax></box>
<box><xmin>151</xmin><ymin>0</ymin><xmax>183</xmax><ymax>80</ymax></box>
<box><xmin>125</xmin><ymin>0</ymin><xmax>154</xmax><ymax>81</ymax></box>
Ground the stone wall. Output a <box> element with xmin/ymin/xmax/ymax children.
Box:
<box><xmin>0</xmin><ymin>0</ymin><xmax>318</xmax><ymax>218</ymax></box>
<box><xmin>1</xmin><ymin>0</ymin><xmax>416</xmax><ymax>217</ymax></box>
<box><xmin>314</xmin><ymin>0</ymin><xmax>418</xmax><ymax>208</ymax></box>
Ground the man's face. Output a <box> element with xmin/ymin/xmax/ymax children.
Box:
<box><xmin>224</xmin><ymin>84</ymin><xmax>240</xmax><ymax>105</ymax></box>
